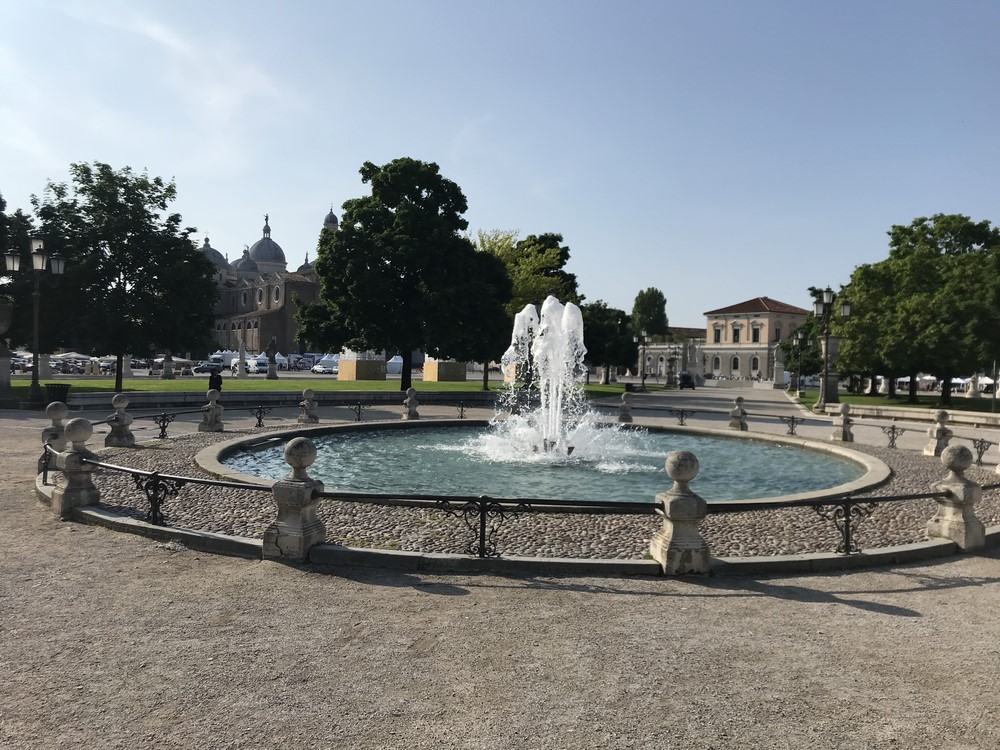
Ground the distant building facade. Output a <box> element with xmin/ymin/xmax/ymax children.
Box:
<box><xmin>700</xmin><ymin>296</ymin><xmax>808</xmax><ymax>380</ymax></box>
<box><xmin>201</xmin><ymin>210</ymin><xmax>338</xmax><ymax>355</ymax></box>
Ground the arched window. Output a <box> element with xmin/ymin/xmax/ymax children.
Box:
<box><xmin>230</xmin><ymin>322</ymin><xmax>236</xmax><ymax>330</ymax></box>
<box><xmin>256</xmin><ymin>288</ymin><xmax>264</xmax><ymax>305</ymax></box>
<box><xmin>712</xmin><ymin>356</ymin><xmax>721</xmax><ymax>372</ymax></box>
<box><xmin>253</xmin><ymin>321</ymin><xmax>260</xmax><ymax>330</ymax></box>
<box><xmin>751</xmin><ymin>356</ymin><xmax>760</xmax><ymax>372</ymax></box>
<box><xmin>731</xmin><ymin>355</ymin><xmax>740</xmax><ymax>373</ymax></box>
<box><xmin>240</xmin><ymin>291</ymin><xmax>248</xmax><ymax>307</ymax></box>
<box><xmin>274</xmin><ymin>287</ymin><xmax>281</xmax><ymax>303</ymax></box>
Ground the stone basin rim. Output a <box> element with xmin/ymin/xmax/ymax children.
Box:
<box><xmin>194</xmin><ymin>418</ymin><xmax>893</xmax><ymax>507</ymax></box>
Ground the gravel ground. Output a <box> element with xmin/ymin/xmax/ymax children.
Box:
<box><xmin>4</xmin><ymin>389</ymin><xmax>1000</xmax><ymax>749</ymax></box>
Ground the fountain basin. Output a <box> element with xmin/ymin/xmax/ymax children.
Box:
<box><xmin>199</xmin><ymin>420</ymin><xmax>891</xmax><ymax>507</ymax></box>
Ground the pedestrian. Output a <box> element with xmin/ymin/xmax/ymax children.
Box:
<box><xmin>208</xmin><ymin>369</ymin><xmax>223</xmax><ymax>395</ymax></box>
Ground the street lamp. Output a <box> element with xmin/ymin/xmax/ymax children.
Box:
<box><xmin>813</xmin><ymin>287</ymin><xmax>850</xmax><ymax>413</ymax></box>
<box><xmin>5</xmin><ymin>237</ymin><xmax>66</xmax><ymax>407</ymax></box>
<box><xmin>794</xmin><ymin>328</ymin><xmax>806</xmax><ymax>398</ymax></box>
<box><xmin>633</xmin><ymin>329</ymin><xmax>649</xmax><ymax>390</ymax></box>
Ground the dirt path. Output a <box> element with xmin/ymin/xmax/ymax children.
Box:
<box><xmin>2</xmin><ymin>405</ymin><xmax>1000</xmax><ymax>749</ymax></box>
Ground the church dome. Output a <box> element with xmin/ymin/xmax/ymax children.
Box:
<box><xmin>201</xmin><ymin>237</ymin><xmax>230</xmax><ymax>270</ymax></box>
<box><xmin>248</xmin><ymin>214</ymin><xmax>286</xmax><ymax>264</ymax></box>
<box><xmin>323</xmin><ymin>207</ymin><xmax>339</xmax><ymax>230</ymax></box>
<box><xmin>232</xmin><ymin>247</ymin><xmax>259</xmax><ymax>275</ymax></box>
<box><xmin>296</xmin><ymin>253</ymin><xmax>314</xmax><ymax>274</ymax></box>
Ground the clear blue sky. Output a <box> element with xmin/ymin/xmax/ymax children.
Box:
<box><xmin>2</xmin><ymin>0</ymin><xmax>998</xmax><ymax>327</ymax></box>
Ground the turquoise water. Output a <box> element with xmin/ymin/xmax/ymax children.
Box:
<box><xmin>223</xmin><ymin>425</ymin><xmax>864</xmax><ymax>504</ymax></box>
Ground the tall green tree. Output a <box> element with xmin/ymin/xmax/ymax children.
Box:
<box><xmin>29</xmin><ymin>162</ymin><xmax>218</xmax><ymax>391</ymax></box>
<box><xmin>581</xmin><ymin>301</ymin><xmax>632</xmax><ymax>384</ymax></box>
<box><xmin>630</xmin><ymin>287</ymin><xmax>668</xmax><ymax>338</ymax></box>
<box><xmin>299</xmin><ymin>157</ymin><xmax>512</xmax><ymax>391</ymax></box>
<box><xmin>478</xmin><ymin>229</ymin><xmax>581</xmax><ymax>318</ymax></box>
<box><xmin>838</xmin><ymin>214</ymin><xmax>1000</xmax><ymax>405</ymax></box>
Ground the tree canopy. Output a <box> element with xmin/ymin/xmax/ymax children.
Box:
<box><xmin>838</xmin><ymin>214</ymin><xmax>1000</xmax><ymax>404</ymax></box>
<box><xmin>5</xmin><ymin>162</ymin><xmax>218</xmax><ymax>390</ymax></box>
<box><xmin>298</xmin><ymin>157</ymin><xmax>512</xmax><ymax>391</ymax></box>
<box><xmin>477</xmin><ymin>229</ymin><xmax>581</xmax><ymax>318</ymax></box>
<box><xmin>630</xmin><ymin>287</ymin><xmax>669</xmax><ymax>338</ymax></box>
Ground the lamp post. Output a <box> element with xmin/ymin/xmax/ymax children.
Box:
<box><xmin>633</xmin><ymin>329</ymin><xmax>649</xmax><ymax>390</ymax></box>
<box><xmin>794</xmin><ymin>329</ymin><xmax>805</xmax><ymax>398</ymax></box>
<box><xmin>5</xmin><ymin>237</ymin><xmax>66</xmax><ymax>407</ymax></box>
<box><xmin>813</xmin><ymin>287</ymin><xmax>850</xmax><ymax>414</ymax></box>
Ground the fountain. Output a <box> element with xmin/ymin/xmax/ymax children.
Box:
<box><xmin>498</xmin><ymin>296</ymin><xmax>589</xmax><ymax>456</ymax></box>
<box><xmin>215</xmin><ymin>295</ymin><xmax>877</xmax><ymax>505</ymax></box>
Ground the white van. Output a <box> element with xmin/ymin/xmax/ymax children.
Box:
<box><xmin>231</xmin><ymin>359</ymin><xmax>262</xmax><ymax>374</ymax></box>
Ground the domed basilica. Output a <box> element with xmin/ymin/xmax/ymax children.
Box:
<box><xmin>201</xmin><ymin>210</ymin><xmax>338</xmax><ymax>354</ymax></box>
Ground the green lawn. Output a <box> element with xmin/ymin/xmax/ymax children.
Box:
<box><xmin>9</xmin><ymin>375</ymin><xmax>636</xmax><ymax>398</ymax></box>
<box><xmin>794</xmin><ymin>388</ymin><xmax>1000</xmax><ymax>414</ymax></box>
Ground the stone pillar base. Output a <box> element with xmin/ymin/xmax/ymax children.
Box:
<box><xmin>926</xmin><ymin>515</ymin><xmax>985</xmax><ymax>550</ymax></box>
<box><xmin>649</xmin><ymin>528</ymin><xmax>711</xmax><ymax>575</ymax></box>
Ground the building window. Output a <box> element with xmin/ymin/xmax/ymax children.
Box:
<box><xmin>751</xmin><ymin>356</ymin><xmax>760</xmax><ymax>372</ymax></box>
<box><xmin>274</xmin><ymin>287</ymin><xmax>281</xmax><ymax>303</ymax></box>
<box><xmin>713</xmin><ymin>329</ymin><xmax>721</xmax><ymax>344</ymax></box>
<box><xmin>733</xmin><ymin>328</ymin><xmax>740</xmax><ymax>344</ymax></box>
<box><xmin>774</xmin><ymin>324</ymin><xmax>782</xmax><ymax>342</ymax></box>
<box><xmin>253</xmin><ymin>321</ymin><xmax>260</xmax><ymax>329</ymax></box>
<box><xmin>712</xmin><ymin>356</ymin><xmax>721</xmax><ymax>372</ymax></box>
<box><xmin>256</xmin><ymin>288</ymin><xmax>264</xmax><ymax>305</ymax></box>
<box><xmin>241</xmin><ymin>291</ymin><xmax>248</xmax><ymax>307</ymax></box>
<box><xmin>230</xmin><ymin>322</ymin><xmax>236</xmax><ymax>330</ymax></box>
<box><xmin>751</xmin><ymin>328</ymin><xmax>760</xmax><ymax>343</ymax></box>
<box><xmin>731</xmin><ymin>356</ymin><xmax>740</xmax><ymax>372</ymax></box>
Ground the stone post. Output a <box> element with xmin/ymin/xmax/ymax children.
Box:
<box><xmin>40</xmin><ymin>401</ymin><xmax>69</xmax><ymax>473</ymax></box>
<box><xmin>39</xmin><ymin>353</ymin><xmax>52</xmax><ymax>378</ymax></box>
<box><xmin>198</xmin><ymin>389</ymin><xmax>225</xmax><ymax>432</ymax></box>
<box><xmin>402</xmin><ymin>387</ymin><xmax>419</xmax><ymax>420</ymax></box>
<box><xmin>966</xmin><ymin>376</ymin><xmax>981</xmax><ymax>399</ymax></box>
<box><xmin>923</xmin><ymin>410</ymin><xmax>953</xmax><ymax>457</ymax></box>
<box><xmin>263</xmin><ymin>437</ymin><xmax>325</xmax><ymax>562</ymax></box>
<box><xmin>618</xmin><ymin>392</ymin><xmax>633</xmax><ymax>423</ymax></box>
<box><xmin>649</xmin><ymin>451</ymin><xmax>710</xmax><ymax>575</ymax></box>
<box><xmin>831</xmin><ymin>403</ymin><xmax>854</xmax><ymax>442</ymax></box>
<box><xmin>928</xmin><ymin>445</ymin><xmax>985</xmax><ymax>550</ymax></box>
<box><xmin>122</xmin><ymin>355</ymin><xmax>133</xmax><ymax>378</ymax></box>
<box><xmin>105</xmin><ymin>393</ymin><xmax>136</xmax><ymax>447</ymax></box>
<box><xmin>50</xmin><ymin>418</ymin><xmax>100</xmax><ymax>519</ymax></box>
<box><xmin>298</xmin><ymin>388</ymin><xmax>319</xmax><ymax>424</ymax></box>
<box><xmin>728</xmin><ymin>396</ymin><xmax>748</xmax><ymax>431</ymax></box>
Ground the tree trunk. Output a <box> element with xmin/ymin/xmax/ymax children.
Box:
<box><xmin>115</xmin><ymin>352</ymin><xmax>124</xmax><ymax>393</ymax></box>
<box><xmin>908</xmin><ymin>372</ymin><xmax>919</xmax><ymax>404</ymax></box>
<box><xmin>887</xmin><ymin>372</ymin><xmax>896</xmax><ymax>399</ymax></box>
<box><xmin>400</xmin><ymin>350</ymin><xmax>413</xmax><ymax>391</ymax></box>
<box><xmin>867</xmin><ymin>372</ymin><xmax>878</xmax><ymax>395</ymax></box>
<box><xmin>481</xmin><ymin>366</ymin><xmax>490</xmax><ymax>391</ymax></box>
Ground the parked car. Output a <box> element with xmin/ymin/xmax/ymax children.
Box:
<box><xmin>312</xmin><ymin>357</ymin><xmax>338</xmax><ymax>374</ymax></box>
<box><xmin>194</xmin><ymin>361</ymin><xmax>221</xmax><ymax>374</ymax></box>
<box><xmin>678</xmin><ymin>371</ymin><xmax>696</xmax><ymax>390</ymax></box>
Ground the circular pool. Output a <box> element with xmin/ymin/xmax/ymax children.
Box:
<box><xmin>217</xmin><ymin>421</ymin><xmax>884</xmax><ymax>505</ymax></box>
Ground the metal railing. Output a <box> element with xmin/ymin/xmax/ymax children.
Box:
<box><xmin>706</xmin><ymin>490</ymin><xmax>950</xmax><ymax>555</ymax></box>
<box><xmin>78</xmin><ymin>456</ymin><xmax>270</xmax><ymax>525</ymax></box>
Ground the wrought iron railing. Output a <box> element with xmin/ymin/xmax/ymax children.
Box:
<box><xmin>79</xmin><ymin>456</ymin><xmax>270</xmax><ymax>525</ymax></box>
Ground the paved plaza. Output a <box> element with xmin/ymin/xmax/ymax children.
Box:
<box><xmin>2</xmin><ymin>387</ymin><xmax>999</xmax><ymax>748</ymax></box>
